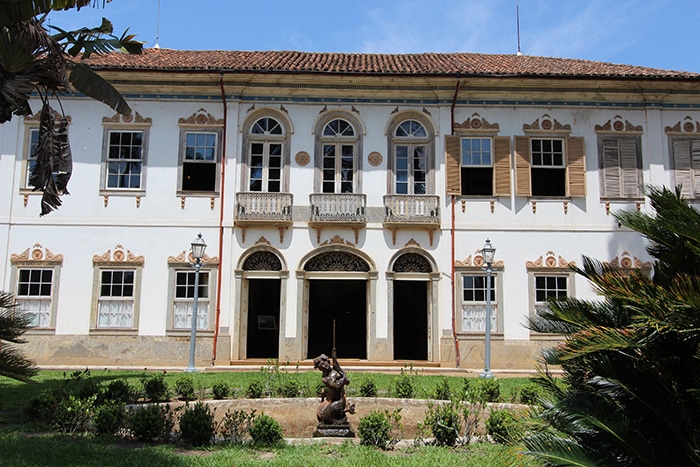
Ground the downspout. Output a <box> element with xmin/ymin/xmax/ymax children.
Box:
<box><xmin>450</xmin><ymin>77</ymin><xmax>461</xmax><ymax>368</ymax></box>
<box><xmin>212</xmin><ymin>73</ymin><xmax>228</xmax><ymax>365</ymax></box>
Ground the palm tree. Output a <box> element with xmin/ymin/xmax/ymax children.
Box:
<box><xmin>524</xmin><ymin>185</ymin><xmax>700</xmax><ymax>466</ymax></box>
<box><xmin>1</xmin><ymin>0</ymin><xmax>143</xmax><ymax>215</ymax></box>
<box><xmin>0</xmin><ymin>292</ymin><xmax>38</xmax><ymax>382</ymax></box>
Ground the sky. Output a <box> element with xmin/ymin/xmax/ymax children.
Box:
<box><xmin>50</xmin><ymin>0</ymin><xmax>700</xmax><ymax>73</ymax></box>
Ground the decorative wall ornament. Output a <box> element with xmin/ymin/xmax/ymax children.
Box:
<box><xmin>595</xmin><ymin>115</ymin><xmax>643</xmax><ymax>133</ymax></box>
<box><xmin>295</xmin><ymin>151</ymin><xmax>310</xmax><ymax>166</ymax></box>
<box><xmin>180</xmin><ymin>196</ymin><xmax>186</xmax><ymax>209</ymax></box>
<box><xmin>665</xmin><ymin>116</ymin><xmax>700</xmax><ymax>134</ymax></box>
<box><xmin>23</xmin><ymin>194</ymin><xmax>29</xmax><ymax>207</ymax></box>
<box><xmin>243</xmin><ymin>251</ymin><xmax>283</xmax><ymax>271</ymax></box>
<box><xmin>135</xmin><ymin>196</ymin><xmax>141</xmax><ymax>208</ymax></box>
<box><xmin>392</xmin><ymin>253</ymin><xmax>432</xmax><ymax>273</ymax></box>
<box><xmin>422</xmin><ymin>107</ymin><xmax>431</xmax><ymax>116</ymax></box>
<box><xmin>11</xmin><ymin>243</ymin><xmax>63</xmax><ymax>263</ymax></box>
<box><xmin>319</xmin><ymin>235</ymin><xmax>354</xmax><ymax>247</ymax></box>
<box><xmin>404</xmin><ymin>238</ymin><xmax>421</xmax><ymax>248</ymax></box>
<box><xmin>210</xmin><ymin>196</ymin><xmax>216</xmax><ymax>210</ymax></box>
<box><xmin>304</xmin><ymin>251</ymin><xmax>370</xmax><ymax>272</ymax></box>
<box><xmin>391</xmin><ymin>106</ymin><xmax>400</xmax><ymax>114</ymax></box>
<box><xmin>454</xmin><ymin>251</ymin><xmax>504</xmax><ymax>268</ymax></box>
<box><xmin>454</xmin><ymin>113</ymin><xmax>500</xmax><ymax>132</ymax></box>
<box><xmin>247</xmin><ymin>104</ymin><xmax>256</xmax><ymax>113</ymax></box>
<box><xmin>102</xmin><ymin>112</ymin><xmax>151</xmax><ymax>124</ymax></box>
<box><xmin>319</xmin><ymin>105</ymin><xmax>328</xmax><ymax>115</ymax></box>
<box><xmin>351</xmin><ymin>105</ymin><xmax>360</xmax><ymax>114</ymax></box>
<box><xmin>178</xmin><ymin>108</ymin><xmax>223</xmax><ymax>126</ymax></box>
<box><xmin>523</xmin><ymin>114</ymin><xmax>571</xmax><ymax>133</ymax></box>
<box><xmin>279</xmin><ymin>105</ymin><xmax>288</xmax><ymax>114</ymax></box>
<box><xmin>255</xmin><ymin>236</ymin><xmax>272</xmax><ymax>246</ymax></box>
<box><xmin>93</xmin><ymin>245</ymin><xmax>144</xmax><ymax>265</ymax></box>
<box><xmin>367</xmin><ymin>151</ymin><xmax>383</xmax><ymax>167</ymax></box>
<box><xmin>24</xmin><ymin>111</ymin><xmax>71</xmax><ymax>124</ymax></box>
<box><xmin>526</xmin><ymin>251</ymin><xmax>574</xmax><ymax>269</ymax></box>
<box><xmin>168</xmin><ymin>250</ymin><xmax>219</xmax><ymax>265</ymax></box>
<box><xmin>604</xmin><ymin>251</ymin><xmax>651</xmax><ymax>270</ymax></box>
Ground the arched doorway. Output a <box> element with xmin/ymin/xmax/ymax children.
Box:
<box><xmin>303</xmin><ymin>250</ymin><xmax>371</xmax><ymax>360</ymax></box>
<box><xmin>388</xmin><ymin>250</ymin><xmax>438</xmax><ymax>361</ymax></box>
<box><xmin>241</xmin><ymin>250</ymin><xmax>283</xmax><ymax>359</ymax></box>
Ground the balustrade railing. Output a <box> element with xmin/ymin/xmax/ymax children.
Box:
<box><xmin>309</xmin><ymin>193</ymin><xmax>367</xmax><ymax>223</ymax></box>
<box><xmin>383</xmin><ymin>194</ymin><xmax>440</xmax><ymax>223</ymax></box>
<box><xmin>235</xmin><ymin>192</ymin><xmax>293</xmax><ymax>223</ymax></box>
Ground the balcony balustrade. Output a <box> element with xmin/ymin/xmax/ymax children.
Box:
<box><xmin>234</xmin><ymin>192</ymin><xmax>293</xmax><ymax>242</ymax></box>
<box><xmin>309</xmin><ymin>193</ymin><xmax>366</xmax><ymax>243</ymax></box>
<box><xmin>383</xmin><ymin>194</ymin><xmax>440</xmax><ymax>245</ymax></box>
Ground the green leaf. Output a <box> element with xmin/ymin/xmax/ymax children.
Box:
<box><xmin>68</xmin><ymin>62</ymin><xmax>131</xmax><ymax>115</ymax></box>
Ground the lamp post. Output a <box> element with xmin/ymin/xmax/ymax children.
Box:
<box><xmin>185</xmin><ymin>233</ymin><xmax>207</xmax><ymax>372</ymax></box>
<box><xmin>480</xmin><ymin>239</ymin><xmax>495</xmax><ymax>378</ymax></box>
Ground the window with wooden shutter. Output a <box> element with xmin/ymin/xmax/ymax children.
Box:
<box><xmin>599</xmin><ymin>136</ymin><xmax>641</xmax><ymax>198</ymax></box>
<box><xmin>493</xmin><ymin>136</ymin><xmax>511</xmax><ymax>196</ymax></box>
<box><xmin>566</xmin><ymin>136</ymin><xmax>586</xmax><ymax>197</ymax></box>
<box><xmin>671</xmin><ymin>138</ymin><xmax>700</xmax><ymax>198</ymax></box>
<box><xmin>514</xmin><ymin>136</ymin><xmax>531</xmax><ymax>197</ymax></box>
<box><xmin>445</xmin><ymin>135</ymin><xmax>461</xmax><ymax>195</ymax></box>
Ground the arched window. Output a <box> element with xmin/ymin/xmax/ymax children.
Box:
<box><xmin>320</xmin><ymin>118</ymin><xmax>358</xmax><ymax>193</ymax></box>
<box><xmin>247</xmin><ymin>116</ymin><xmax>286</xmax><ymax>192</ymax></box>
<box><xmin>391</xmin><ymin>119</ymin><xmax>431</xmax><ymax>194</ymax></box>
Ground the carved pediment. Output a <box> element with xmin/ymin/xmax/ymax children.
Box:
<box><xmin>665</xmin><ymin>116</ymin><xmax>700</xmax><ymax>134</ymax></box>
<box><xmin>595</xmin><ymin>115</ymin><xmax>643</xmax><ymax>133</ymax></box>
<box><xmin>102</xmin><ymin>112</ymin><xmax>151</xmax><ymax>125</ymax></box>
<box><xmin>167</xmin><ymin>250</ymin><xmax>219</xmax><ymax>265</ymax></box>
<box><xmin>178</xmin><ymin>108</ymin><xmax>223</xmax><ymax>126</ymax></box>
<box><xmin>11</xmin><ymin>243</ymin><xmax>63</xmax><ymax>263</ymax></box>
<box><xmin>94</xmin><ymin>245</ymin><xmax>144</xmax><ymax>265</ymax></box>
<box><xmin>454</xmin><ymin>113</ymin><xmax>499</xmax><ymax>132</ymax></box>
<box><xmin>604</xmin><ymin>251</ymin><xmax>651</xmax><ymax>270</ymax></box>
<box><xmin>523</xmin><ymin>114</ymin><xmax>570</xmax><ymax>134</ymax></box>
<box><xmin>526</xmin><ymin>251</ymin><xmax>574</xmax><ymax>269</ymax></box>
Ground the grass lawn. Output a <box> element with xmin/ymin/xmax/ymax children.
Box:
<box><xmin>0</xmin><ymin>368</ymin><xmax>542</xmax><ymax>466</ymax></box>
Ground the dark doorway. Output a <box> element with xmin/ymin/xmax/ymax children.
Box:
<box><xmin>246</xmin><ymin>278</ymin><xmax>280</xmax><ymax>359</ymax></box>
<box><xmin>393</xmin><ymin>280</ymin><xmax>428</xmax><ymax>360</ymax></box>
<box><xmin>307</xmin><ymin>280</ymin><xmax>366</xmax><ymax>359</ymax></box>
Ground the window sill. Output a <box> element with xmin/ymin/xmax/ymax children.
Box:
<box><xmin>600</xmin><ymin>197</ymin><xmax>644</xmax><ymax>203</ymax></box>
<box><xmin>529</xmin><ymin>332</ymin><xmax>564</xmax><ymax>341</ymax></box>
<box><xmin>456</xmin><ymin>332</ymin><xmax>504</xmax><ymax>339</ymax></box>
<box><xmin>166</xmin><ymin>330</ymin><xmax>215</xmax><ymax>337</ymax></box>
<box><xmin>89</xmin><ymin>328</ymin><xmax>139</xmax><ymax>336</ymax></box>
<box><xmin>24</xmin><ymin>328</ymin><xmax>56</xmax><ymax>335</ymax></box>
<box><xmin>177</xmin><ymin>191</ymin><xmax>220</xmax><ymax>197</ymax></box>
<box><xmin>99</xmin><ymin>190</ymin><xmax>146</xmax><ymax>197</ymax></box>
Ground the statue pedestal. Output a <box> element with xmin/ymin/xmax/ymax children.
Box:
<box><xmin>313</xmin><ymin>424</ymin><xmax>355</xmax><ymax>438</ymax></box>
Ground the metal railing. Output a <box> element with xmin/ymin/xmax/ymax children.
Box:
<box><xmin>235</xmin><ymin>192</ymin><xmax>293</xmax><ymax>222</ymax></box>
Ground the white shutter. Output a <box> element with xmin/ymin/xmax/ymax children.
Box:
<box><xmin>673</xmin><ymin>139</ymin><xmax>693</xmax><ymax>198</ymax></box>
<box><xmin>620</xmin><ymin>137</ymin><xmax>640</xmax><ymax>197</ymax></box>
<box><xmin>602</xmin><ymin>138</ymin><xmax>621</xmax><ymax>197</ymax></box>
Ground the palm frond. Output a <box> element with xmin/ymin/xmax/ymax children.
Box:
<box><xmin>69</xmin><ymin>62</ymin><xmax>131</xmax><ymax>115</ymax></box>
<box><xmin>0</xmin><ymin>0</ymin><xmax>94</xmax><ymax>28</ymax></box>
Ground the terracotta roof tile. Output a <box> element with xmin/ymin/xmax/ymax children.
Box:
<box><xmin>82</xmin><ymin>48</ymin><xmax>700</xmax><ymax>79</ymax></box>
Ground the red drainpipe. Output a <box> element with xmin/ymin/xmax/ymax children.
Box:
<box><xmin>211</xmin><ymin>73</ymin><xmax>227</xmax><ymax>365</ymax></box>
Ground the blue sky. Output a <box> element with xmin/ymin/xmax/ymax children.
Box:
<box><xmin>51</xmin><ymin>0</ymin><xmax>700</xmax><ymax>73</ymax></box>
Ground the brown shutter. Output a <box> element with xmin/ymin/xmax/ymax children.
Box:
<box><xmin>567</xmin><ymin>136</ymin><xmax>586</xmax><ymax>197</ymax></box>
<box><xmin>601</xmin><ymin>138</ymin><xmax>621</xmax><ymax>197</ymax></box>
<box><xmin>672</xmin><ymin>139</ymin><xmax>692</xmax><ymax>197</ymax></box>
<box><xmin>445</xmin><ymin>135</ymin><xmax>461</xmax><ymax>195</ymax></box>
<box><xmin>514</xmin><ymin>136</ymin><xmax>531</xmax><ymax>197</ymax></box>
<box><xmin>493</xmin><ymin>136</ymin><xmax>511</xmax><ymax>196</ymax></box>
<box><xmin>620</xmin><ymin>137</ymin><xmax>641</xmax><ymax>197</ymax></box>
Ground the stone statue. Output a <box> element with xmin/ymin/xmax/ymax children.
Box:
<box><xmin>313</xmin><ymin>348</ymin><xmax>355</xmax><ymax>437</ymax></box>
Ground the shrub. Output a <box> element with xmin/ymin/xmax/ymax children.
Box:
<box><xmin>423</xmin><ymin>400</ymin><xmax>462</xmax><ymax>446</ymax></box>
<box><xmin>94</xmin><ymin>401</ymin><xmax>127</xmax><ymax>436</ymax></box>
<box><xmin>211</xmin><ymin>381</ymin><xmax>230</xmax><ymax>400</ymax></box>
<box><xmin>102</xmin><ymin>379</ymin><xmax>136</xmax><ymax>404</ymax></box>
<box><xmin>246</xmin><ymin>379</ymin><xmax>264</xmax><ymax>399</ymax></box>
<box><xmin>358</xmin><ymin>409</ymin><xmax>402</xmax><ymax>450</ymax></box>
<box><xmin>248</xmin><ymin>413</ymin><xmax>284</xmax><ymax>446</ymax></box>
<box><xmin>25</xmin><ymin>389</ymin><xmax>60</xmax><ymax>424</ymax></box>
<box><xmin>517</xmin><ymin>382</ymin><xmax>542</xmax><ymax>406</ymax></box>
<box><xmin>141</xmin><ymin>373</ymin><xmax>169</xmax><ymax>402</ymax></box>
<box><xmin>178</xmin><ymin>401</ymin><xmax>215</xmax><ymax>447</ymax></box>
<box><xmin>394</xmin><ymin>368</ymin><xmax>415</xmax><ymax>398</ymax></box>
<box><xmin>53</xmin><ymin>394</ymin><xmax>96</xmax><ymax>433</ymax></box>
<box><xmin>486</xmin><ymin>409</ymin><xmax>520</xmax><ymax>443</ymax></box>
<box><xmin>359</xmin><ymin>378</ymin><xmax>378</xmax><ymax>397</ymax></box>
<box><xmin>218</xmin><ymin>409</ymin><xmax>257</xmax><ymax>444</ymax></box>
<box><xmin>128</xmin><ymin>404</ymin><xmax>174</xmax><ymax>442</ymax></box>
<box><xmin>280</xmin><ymin>379</ymin><xmax>300</xmax><ymax>398</ymax></box>
<box><xmin>433</xmin><ymin>376</ymin><xmax>452</xmax><ymax>400</ymax></box>
<box><xmin>471</xmin><ymin>377</ymin><xmax>501</xmax><ymax>403</ymax></box>
<box><xmin>66</xmin><ymin>369</ymin><xmax>101</xmax><ymax>400</ymax></box>
<box><xmin>174</xmin><ymin>375</ymin><xmax>196</xmax><ymax>401</ymax></box>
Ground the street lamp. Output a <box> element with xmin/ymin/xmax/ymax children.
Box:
<box><xmin>185</xmin><ymin>233</ymin><xmax>207</xmax><ymax>372</ymax></box>
<box><xmin>480</xmin><ymin>239</ymin><xmax>495</xmax><ymax>378</ymax></box>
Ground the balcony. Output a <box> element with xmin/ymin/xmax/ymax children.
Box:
<box><xmin>309</xmin><ymin>193</ymin><xmax>367</xmax><ymax>243</ymax></box>
<box><xmin>383</xmin><ymin>194</ymin><xmax>440</xmax><ymax>246</ymax></box>
<box><xmin>234</xmin><ymin>192</ymin><xmax>293</xmax><ymax>242</ymax></box>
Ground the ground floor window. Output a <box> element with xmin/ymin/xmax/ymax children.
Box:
<box><xmin>172</xmin><ymin>270</ymin><xmax>210</xmax><ymax>330</ymax></box>
<box><xmin>97</xmin><ymin>269</ymin><xmax>136</xmax><ymax>328</ymax></box>
<box><xmin>460</xmin><ymin>273</ymin><xmax>498</xmax><ymax>333</ymax></box>
<box><xmin>16</xmin><ymin>268</ymin><xmax>53</xmax><ymax>328</ymax></box>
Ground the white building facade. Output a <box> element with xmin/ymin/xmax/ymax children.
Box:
<box><xmin>1</xmin><ymin>49</ymin><xmax>698</xmax><ymax>370</ymax></box>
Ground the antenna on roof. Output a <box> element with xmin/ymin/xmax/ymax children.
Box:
<box><xmin>153</xmin><ymin>0</ymin><xmax>161</xmax><ymax>48</ymax></box>
<box><xmin>516</xmin><ymin>1</ymin><xmax>522</xmax><ymax>56</ymax></box>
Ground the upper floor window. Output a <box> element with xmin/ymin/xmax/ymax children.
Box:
<box><xmin>392</xmin><ymin>119</ymin><xmax>430</xmax><ymax>195</ymax></box>
<box><xmin>317</xmin><ymin>116</ymin><xmax>361</xmax><ymax>194</ymax></box>
<box><xmin>101</xmin><ymin>112</ymin><xmax>151</xmax><ymax>194</ymax></box>
<box><xmin>10</xmin><ymin>243</ymin><xmax>63</xmax><ymax>330</ymax></box>
<box><xmin>23</xmin><ymin>128</ymin><xmax>40</xmax><ymax>188</ymax></box>
<box><xmin>514</xmin><ymin>134</ymin><xmax>585</xmax><ymax>198</ymax></box>
<box><xmin>249</xmin><ymin>117</ymin><xmax>284</xmax><ymax>192</ymax></box>
<box><xmin>180</xmin><ymin>131</ymin><xmax>219</xmax><ymax>192</ymax></box>
<box><xmin>445</xmin><ymin>132</ymin><xmax>511</xmax><ymax>197</ymax></box>
<box><xmin>670</xmin><ymin>138</ymin><xmax>700</xmax><ymax>198</ymax></box>
<box><xmin>598</xmin><ymin>136</ymin><xmax>643</xmax><ymax>199</ymax></box>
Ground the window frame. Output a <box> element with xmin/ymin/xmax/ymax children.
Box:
<box><xmin>389</xmin><ymin>118</ymin><xmax>434</xmax><ymax>195</ymax></box>
<box><xmin>444</xmin><ymin>133</ymin><xmax>511</xmax><ymax>197</ymax></box>
<box><xmin>21</xmin><ymin>125</ymin><xmax>40</xmax><ymax>191</ymax></box>
<box><xmin>314</xmin><ymin>112</ymin><xmax>362</xmax><ymax>194</ymax></box>
<box><xmin>166</xmin><ymin>262</ymin><xmax>218</xmax><ymax>335</ymax></box>
<box><xmin>241</xmin><ymin>112</ymin><xmax>290</xmax><ymax>193</ymax></box>
<box><xmin>669</xmin><ymin>136</ymin><xmax>700</xmax><ymax>199</ymax></box>
<box><xmin>95</xmin><ymin>268</ymin><xmax>139</xmax><ymax>329</ymax></box>
<box><xmin>100</xmin><ymin>118</ymin><xmax>151</xmax><ymax>196</ymax></box>
<box><xmin>456</xmin><ymin>268</ymin><xmax>503</xmax><ymax>334</ymax></box>
<box><xmin>178</xmin><ymin>129</ymin><xmax>222</xmax><ymax>194</ymax></box>
<box><xmin>597</xmin><ymin>134</ymin><xmax>643</xmax><ymax>200</ymax></box>
<box><xmin>527</xmin><ymin>267</ymin><xmax>576</xmax><ymax>337</ymax></box>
